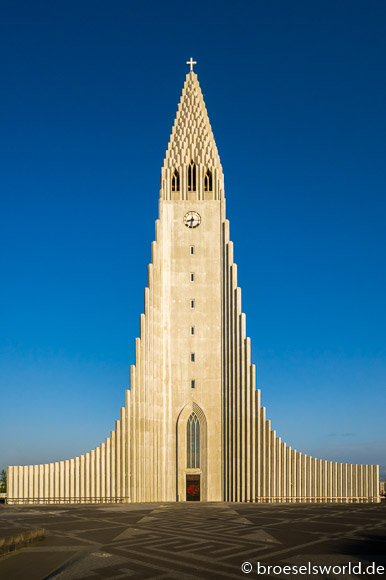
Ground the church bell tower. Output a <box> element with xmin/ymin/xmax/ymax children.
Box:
<box><xmin>151</xmin><ymin>63</ymin><xmax>228</xmax><ymax>501</ymax></box>
<box><xmin>134</xmin><ymin>59</ymin><xmax>258</xmax><ymax>502</ymax></box>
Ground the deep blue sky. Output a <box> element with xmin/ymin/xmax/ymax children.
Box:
<box><xmin>1</xmin><ymin>0</ymin><xmax>385</xmax><ymax>477</ymax></box>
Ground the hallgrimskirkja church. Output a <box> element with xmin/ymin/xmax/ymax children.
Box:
<box><xmin>8</xmin><ymin>63</ymin><xmax>379</xmax><ymax>504</ymax></box>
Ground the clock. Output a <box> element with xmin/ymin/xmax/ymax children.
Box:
<box><xmin>183</xmin><ymin>211</ymin><xmax>201</xmax><ymax>228</ymax></box>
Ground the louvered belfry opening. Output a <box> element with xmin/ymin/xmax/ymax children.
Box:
<box><xmin>187</xmin><ymin>160</ymin><xmax>196</xmax><ymax>192</ymax></box>
<box><xmin>204</xmin><ymin>169</ymin><xmax>212</xmax><ymax>192</ymax></box>
<box><xmin>171</xmin><ymin>169</ymin><xmax>180</xmax><ymax>192</ymax></box>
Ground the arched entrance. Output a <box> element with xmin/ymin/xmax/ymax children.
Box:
<box><xmin>176</xmin><ymin>402</ymin><xmax>207</xmax><ymax>501</ymax></box>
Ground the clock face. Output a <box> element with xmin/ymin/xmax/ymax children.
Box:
<box><xmin>183</xmin><ymin>211</ymin><xmax>201</xmax><ymax>228</ymax></box>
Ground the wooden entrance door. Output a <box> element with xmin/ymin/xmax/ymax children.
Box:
<box><xmin>186</xmin><ymin>474</ymin><xmax>200</xmax><ymax>501</ymax></box>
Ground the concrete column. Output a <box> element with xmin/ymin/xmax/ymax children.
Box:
<box><xmin>111</xmin><ymin>430</ymin><xmax>116</xmax><ymax>500</ymax></box>
<box><xmin>16</xmin><ymin>466</ymin><xmax>20</xmax><ymax>502</ymax></box>
<box><xmin>80</xmin><ymin>455</ymin><xmax>85</xmax><ymax>503</ymax></box>
<box><xmin>291</xmin><ymin>450</ymin><xmax>297</xmax><ymax>501</ymax></box>
<box><xmin>342</xmin><ymin>463</ymin><xmax>347</xmax><ymax>500</ymax></box>
<box><xmin>90</xmin><ymin>449</ymin><xmax>95</xmax><ymax>502</ymax></box>
<box><xmin>27</xmin><ymin>465</ymin><xmax>33</xmax><ymax>502</ymax></box>
<box><xmin>255</xmin><ymin>389</ymin><xmax>261</xmax><ymax>501</ymax></box>
<box><xmin>13</xmin><ymin>466</ymin><xmax>18</xmax><ymax>502</ymax></box>
<box><xmin>280</xmin><ymin>442</ymin><xmax>286</xmax><ymax>502</ymax></box>
<box><xmin>231</xmin><ymin>273</ymin><xmax>238</xmax><ymax>499</ymax></box>
<box><xmin>14</xmin><ymin>466</ymin><xmax>19</xmax><ymax>502</ymax></box>
<box><xmin>276</xmin><ymin>437</ymin><xmax>282</xmax><ymax>502</ymax></box>
<box><xmin>144</xmin><ymin>286</ymin><xmax>150</xmax><ymax>502</ymax></box>
<box><xmin>59</xmin><ymin>461</ymin><xmax>64</xmax><ymax>502</ymax></box>
<box><xmin>300</xmin><ymin>454</ymin><xmax>306</xmax><ymax>500</ymax></box>
<box><xmin>8</xmin><ymin>466</ymin><xmax>14</xmax><ymax>502</ymax></box>
<box><xmin>95</xmin><ymin>447</ymin><xmax>100</xmax><ymax>501</ymax></box>
<box><xmin>239</xmin><ymin>313</ymin><xmax>246</xmax><ymax>501</ymax></box>
<box><xmin>54</xmin><ymin>462</ymin><xmax>60</xmax><ymax>502</ymax></box>
<box><xmin>269</xmin><ymin>430</ymin><xmax>276</xmax><ymax>501</ymax></box>
<box><xmin>6</xmin><ymin>467</ymin><xmax>11</xmax><ymax>502</ymax></box>
<box><xmin>75</xmin><ymin>457</ymin><xmax>80</xmax><ymax>502</ymax></box>
<box><xmin>249</xmin><ymin>364</ymin><xmax>256</xmax><ymax>502</ymax></box>
<box><xmin>369</xmin><ymin>464</ymin><xmax>375</xmax><ymax>501</ymax></box>
<box><xmin>265</xmin><ymin>420</ymin><xmax>271</xmax><ymax>501</ymax></box>
<box><xmin>285</xmin><ymin>446</ymin><xmax>291</xmax><ymax>502</ymax></box>
<box><xmin>18</xmin><ymin>466</ymin><xmax>23</xmax><ymax>502</ymax></box>
<box><xmin>229</xmin><ymin>258</ymin><xmax>235</xmax><ymax>501</ymax></box>
<box><xmin>148</xmin><ymin>260</ymin><xmax>155</xmax><ymax>503</ymax></box>
<box><xmin>305</xmin><ymin>456</ymin><xmax>311</xmax><ymax>501</ymax></box>
<box><xmin>359</xmin><ymin>464</ymin><xmax>364</xmax><ymax>501</ymax></box>
<box><xmin>374</xmin><ymin>465</ymin><xmax>379</xmax><ymax>502</ymax></box>
<box><xmin>296</xmin><ymin>452</ymin><xmax>303</xmax><ymax>501</ymax></box>
<box><xmin>235</xmin><ymin>286</ymin><xmax>242</xmax><ymax>502</ymax></box>
<box><xmin>355</xmin><ymin>464</ymin><xmax>360</xmax><ymax>501</ymax></box>
<box><xmin>367</xmin><ymin>464</ymin><xmax>373</xmax><ymax>501</ymax></box>
<box><xmin>352</xmin><ymin>464</ymin><xmax>357</xmax><ymax>500</ymax></box>
<box><xmin>125</xmin><ymin>391</ymin><xmax>131</xmax><ymax>501</ymax></box>
<box><xmin>36</xmin><ymin>465</ymin><xmax>42</xmax><ymax>503</ymax></box>
<box><xmin>328</xmin><ymin>462</ymin><xmax>334</xmax><ymax>502</ymax></box>
<box><xmin>135</xmin><ymin>336</ymin><xmax>142</xmax><ymax>501</ymax></box>
<box><xmin>347</xmin><ymin>463</ymin><xmax>352</xmax><ymax>500</ymax></box>
<box><xmin>120</xmin><ymin>408</ymin><xmax>126</xmax><ymax>501</ymax></box>
<box><xmin>100</xmin><ymin>443</ymin><xmax>106</xmax><ymax>500</ymax></box>
<box><xmin>64</xmin><ymin>460</ymin><xmax>70</xmax><ymax>502</ymax></box>
<box><xmin>336</xmin><ymin>462</ymin><xmax>342</xmax><ymax>502</ymax></box>
<box><xmin>44</xmin><ymin>464</ymin><xmax>49</xmax><ymax>503</ymax></box>
<box><xmin>106</xmin><ymin>438</ymin><xmax>111</xmax><ymax>500</ymax></box>
<box><xmin>139</xmin><ymin>314</ymin><xmax>145</xmax><ymax>502</ymax></box>
<box><xmin>17</xmin><ymin>466</ymin><xmax>23</xmax><ymax>502</ymax></box>
<box><xmin>33</xmin><ymin>465</ymin><xmax>39</xmax><ymax>502</ymax></box>
<box><xmin>331</xmin><ymin>462</ymin><xmax>336</xmax><ymax>501</ymax></box>
<box><xmin>322</xmin><ymin>460</ymin><xmax>327</xmax><ymax>501</ymax></box>
<box><xmin>130</xmin><ymin>365</ymin><xmax>137</xmax><ymax>503</ymax></box>
<box><xmin>363</xmin><ymin>465</ymin><xmax>368</xmax><ymax>501</ymax></box>
<box><xmin>47</xmin><ymin>463</ymin><xmax>52</xmax><ymax>502</ymax></box>
<box><xmin>223</xmin><ymin>238</ymin><xmax>230</xmax><ymax>500</ymax></box>
<box><xmin>116</xmin><ymin>421</ymin><xmax>121</xmax><ymax>500</ymax></box>
<box><xmin>70</xmin><ymin>459</ymin><xmax>75</xmax><ymax>501</ymax></box>
<box><xmin>22</xmin><ymin>465</ymin><xmax>27</xmax><ymax>500</ymax></box>
<box><xmin>85</xmin><ymin>454</ymin><xmax>90</xmax><ymax>502</ymax></box>
<box><xmin>310</xmin><ymin>457</ymin><xmax>316</xmax><ymax>500</ymax></box>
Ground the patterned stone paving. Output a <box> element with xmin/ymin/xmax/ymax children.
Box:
<box><xmin>0</xmin><ymin>502</ymin><xmax>385</xmax><ymax>579</ymax></box>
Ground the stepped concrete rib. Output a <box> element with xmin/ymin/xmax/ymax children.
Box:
<box><xmin>7</xmin><ymin>69</ymin><xmax>379</xmax><ymax>504</ymax></box>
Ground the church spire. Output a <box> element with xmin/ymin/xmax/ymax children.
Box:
<box><xmin>160</xmin><ymin>65</ymin><xmax>224</xmax><ymax>201</ymax></box>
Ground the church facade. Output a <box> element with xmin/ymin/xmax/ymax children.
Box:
<box><xmin>7</xmin><ymin>66</ymin><xmax>379</xmax><ymax>504</ymax></box>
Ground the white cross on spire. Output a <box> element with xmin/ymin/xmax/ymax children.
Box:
<box><xmin>186</xmin><ymin>57</ymin><xmax>197</xmax><ymax>72</ymax></box>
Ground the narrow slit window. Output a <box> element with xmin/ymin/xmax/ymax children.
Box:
<box><xmin>191</xmin><ymin>353</ymin><xmax>195</xmax><ymax>362</ymax></box>
<box><xmin>190</xmin><ymin>273</ymin><xmax>195</xmax><ymax>282</ymax></box>
<box><xmin>171</xmin><ymin>169</ymin><xmax>180</xmax><ymax>192</ymax></box>
<box><xmin>191</xmin><ymin>380</ymin><xmax>195</xmax><ymax>389</ymax></box>
<box><xmin>190</xmin><ymin>246</ymin><xmax>195</xmax><ymax>255</ymax></box>
<box><xmin>187</xmin><ymin>412</ymin><xmax>200</xmax><ymax>468</ymax></box>
<box><xmin>188</xmin><ymin>160</ymin><xmax>196</xmax><ymax>192</ymax></box>
<box><xmin>190</xmin><ymin>326</ymin><xmax>195</xmax><ymax>335</ymax></box>
<box><xmin>190</xmin><ymin>300</ymin><xmax>195</xmax><ymax>309</ymax></box>
<box><xmin>204</xmin><ymin>169</ymin><xmax>213</xmax><ymax>192</ymax></box>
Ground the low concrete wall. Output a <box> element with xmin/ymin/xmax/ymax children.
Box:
<box><xmin>0</xmin><ymin>527</ymin><xmax>45</xmax><ymax>557</ymax></box>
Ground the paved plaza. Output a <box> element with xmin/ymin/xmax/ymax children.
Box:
<box><xmin>0</xmin><ymin>502</ymin><xmax>385</xmax><ymax>579</ymax></box>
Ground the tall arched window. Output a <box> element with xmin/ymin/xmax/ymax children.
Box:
<box><xmin>171</xmin><ymin>169</ymin><xmax>180</xmax><ymax>192</ymax></box>
<box><xmin>187</xmin><ymin>160</ymin><xmax>196</xmax><ymax>192</ymax></box>
<box><xmin>204</xmin><ymin>169</ymin><xmax>212</xmax><ymax>192</ymax></box>
<box><xmin>187</xmin><ymin>412</ymin><xmax>200</xmax><ymax>468</ymax></box>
